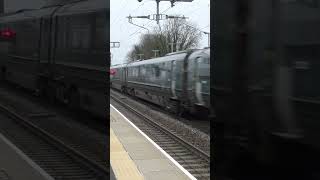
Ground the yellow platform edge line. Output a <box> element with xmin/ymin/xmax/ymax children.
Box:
<box><xmin>110</xmin><ymin>128</ymin><xmax>144</xmax><ymax>180</ymax></box>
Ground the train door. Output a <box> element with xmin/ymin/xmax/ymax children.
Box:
<box><xmin>122</xmin><ymin>67</ymin><xmax>126</xmax><ymax>87</ymax></box>
<box><xmin>50</xmin><ymin>15</ymin><xmax>59</xmax><ymax>66</ymax></box>
<box><xmin>193</xmin><ymin>57</ymin><xmax>204</xmax><ymax>106</ymax></box>
<box><xmin>39</xmin><ymin>17</ymin><xmax>51</xmax><ymax>64</ymax></box>
<box><xmin>195</xmin><ymin>56</ymin><xmax>210</xmax><ymax>106</ymax></box>
<box><xmin>171</xmin><ymin>60</ymin><xmax>178</xmax><ymax>98</ymax></box>
<box><xmin>125</xmin><ymin>67</ymin><xmax>128</xmax><ymax>87</ymax></box>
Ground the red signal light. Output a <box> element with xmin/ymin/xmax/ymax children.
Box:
<box><xmin>0</xmin><ymin>28</ymin><xmax>16</xmax><ymax>39</ymax></box>
<box><xmin>110</xmin><ymin>69</ymin><xmax>116</xmax><ymax>75</ymax></box>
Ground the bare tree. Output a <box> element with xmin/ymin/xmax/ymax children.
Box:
<box><xmin>127</xmin><ymin>44</ymin><xmax>143</xmax><ymax>61</ymax></box>
<box><xmin>126</xmin><ymin>18</ymin><xmax>201</xmax><ymax>62</ymax></box>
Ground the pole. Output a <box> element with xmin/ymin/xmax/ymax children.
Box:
<box><xmin>156</xmin><ymin>0</ymin><xmax>160</xmax><ymax>24</ymax></box>
<box><xmin>127</xmin><ymin>16</ymin><xmax>150</xmax><ymax>33</ymax></box>
<box><xmin>169</xmin><ymin>42</ymin><xmax>174</xmax><ymax>53</ymax></box>
<box><xmin>137</xmin><ymin>54</ymin><xmax>144</xmax><ymax>60</ymax></box>
<box><xmin>203</xmin><ymin>32</ymin><xmax>210</xmax><ymax>47</ymax></box>
<box><xmin>175</xmin><ymin>42</ymin><xmax>181</xmax><ymax>51</ymax></box>
<box><xmin>152</xmin><ymin>50</ymin><xmax>159</xmax><ymax>57</ymax></box>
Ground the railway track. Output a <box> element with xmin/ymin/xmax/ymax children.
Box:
<box><xmin>111</xmin><ymin>94</ymin><xmax>210</xmax><ymax>180</ymax></box>
<box><xmin>0</xmin><ymin>102</ymin><xmax>108</xmax><ymax>180</ymax></box>
<box><xmin>25</xmin><ymin>111</ymin><xmax>108</xmax><ymax>169</ymax></box>
<box><xmin>0</xmin><ymin>84</ymin><xmax>108</xmax><ymax>168</ymax></box>
<box><xmin>110</xmin><ymin>89</ymin><xmax>210</xmax><ymax>134</ymax></box>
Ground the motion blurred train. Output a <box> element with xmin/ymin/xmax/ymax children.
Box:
<box><xmin>110</xmin><ymin>48</ymin><xmax>210</xmax><ymax>117</ymax></box>
<box><xmin>0</xmin><ymin>0</ymin><xmax>108</xmax><ymax>118</ymax></box>
<box><xmin>214</xmin><ymin>0</ymin><xmax>320</xmax><ymax>179</ymax></box>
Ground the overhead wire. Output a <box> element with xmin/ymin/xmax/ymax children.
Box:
<box><xmin>114</xmin><ymin>0</ymin><xmax>208</xmax><ymax>62</ymax></box>
<box><xmin>111</xmin><ymin>0</ymin><xmax>150</xmax><ymax>36</ymax></box>
<box><xmin>128</xmin><ymin>4</ymin><xmax>173</xmax><ymax>38</ymax></box>
<box><xmin>118</xmin><ymin>3</ymin><xmax>175</xmax><ymax>62</ymax></box>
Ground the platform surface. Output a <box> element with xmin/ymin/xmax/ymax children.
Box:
<box><xmin>0</xmin><ymin>133</ymin><xmax>54</xmax><ymax>180</ymax></box>
<box><xmin>110</xmin><ymin>104</ymin><xmax>194</xmax><ymax>180</ymax></box>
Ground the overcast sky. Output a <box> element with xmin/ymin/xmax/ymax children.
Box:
<box><xmin>110</xmin><ymin>0</ymin><xmax>210</xmax><ymax>65</ymax></box>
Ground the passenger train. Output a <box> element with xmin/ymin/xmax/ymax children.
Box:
<box><xmin>214</xmin><ymin>0</ymin><xmax>320</xmax><ymax>179</ymax></box>
<box><xmin>0</xmin><ymin>0</ymin><xmax>108</xmax><ymax>118</ymax></box>
<box><xmin>110</xmin><ymin>48</ymin><xmax>210</xmax><ymax>117</ymax></box>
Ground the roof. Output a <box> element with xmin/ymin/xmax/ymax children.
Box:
<box><xmin>0</xmin><ymin>7</ymin><xmax>58</xmax><ymax>23</ymax></box>
<box><xmin>0</xmin><ymin>0</ymin><xmax>108</xmax><ymax>23</ymax></box>
<box><xmin>127</xmin><ymin>52</ymin><xmax>188</xmax><ymax>67</ymax></box>
<box><xmin>188</xmin><ymin>48</ymin><xmax>210</xmax><ymax>62</ymax></box>
<box><xmin>111</xmin><ymin>64</ymin><xmax>127</xmax><ymax>69</ymax></box>
<box><xmin>54</xmin><ymin>0</ymin><xmax>107</xmax><ymax>15</ymax></box>
<box><xmin>111</xmin><ymin>48</ymin><xmax>210</xmax><ymax>69</ymax></box>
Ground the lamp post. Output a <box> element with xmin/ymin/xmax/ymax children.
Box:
<box><xmin>203</xmin><ymin>32</ymin><xmax>210</xmax><ymax>47</ymax></box>
<box><xmin>152</xmin><ymin>50</ymin><xmax>160</xmax><ymax>57</ymax></box>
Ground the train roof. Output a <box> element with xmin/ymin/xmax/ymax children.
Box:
<box><xmin>0</xmin><ymin>7</ymin><xmax>58</xmax><ymax>22</ymax></box>
<box><xmin>110</xmin><ymin>48</ymin><xmax>210</xmax><ymax>69</ymax></box>
<box><xmin>55</xmin><ymin>0</ymin><xmax>108</xmax><ymax>16</ymax></box>
<box><xmin>0</xmin><ymin>0</ymin><xmax>107</xmax><ymax>23</ymax></box>
<box><xmin>127</xmin><ymin>51</ymin><xmax>189</xmax><ymax>67</ymax></box>
<box><xmin>189</xmin><ymin>47</ymin><xmax>210</xmax><ymax>58</ymax></box>
<box><xmin>111</xmin><ymin>64</ymin><xmax>127</xmax><ymax>69</ymax></box>
<box><xmin>44</xmin><ymin>0</ymin><xmax>88</xmax><ymax>7</ymax></box>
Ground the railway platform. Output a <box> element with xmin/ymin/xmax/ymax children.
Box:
<box><xmin>0</xmin><ymin>133</ymin><xmax>53</xmax><ymax>180</ymax></box>
<box><xmin>110</xmin><ymin>104</ymin><xmax>195</xmax><ymax>180</ymax></box>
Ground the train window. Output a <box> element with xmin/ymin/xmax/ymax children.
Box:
<box><xmin>94</xmin><ymin>12</ymin><xmax>107</xmax><ymax>50</ymax></box>
<box><xmin>154</xmin><ymin>64</ymin><xmax>161</xmax><ymax>77</ymax></box>
<box><xmin>133</xmin><ymin>66</ymin><xmax>139</xmax><ymax>77</ymax></box>
<box><xmin>165</xmin><ymin>61</ymin><xmax>171</xmax><ymax>73</ymax></box>
<box><xmin>295</xmin><ymin>61</ymin><xmax>310</xmax><ymax>69</ymax></box>
<box><xmin>58</xmin><ymin>17</ymin><xmax>68</xmax><ymax>49</ymax></box>
<box><xmin>283</xmin><ymin>0</ymin><xmax>319</xmax><ymax>7</ymax></box>
<box><xmin>128</xmin><ymin>68</ymin><xmax>132</xmax><ymax>77</ymax></box>
<box><xmin>71</xmin><ymin>28</ymin><xmax>90</xmax><ymax>49</ymax></box>
<box><xmin>200</xmin><ymin>57</ymin><xmax>210</xmax><ymax>64</ymax></box>
<box><xmin>67</xmin><ymin>14</ymin><xmax>91</xmax><ymax>51</ymax></box>
<box><xmin>195</xmin><ymin>57</ymin><xmax>210</xmax><ymax>94</ymax></box>
<box><xmin>14</xmin><ymin>19</ymin><xmax>40</xmax><ymax>59</ymax></box>
<box><xmin>140</xmin><ymin>65</ymin><xmax>146</xmax><ymax>76</ymax></box>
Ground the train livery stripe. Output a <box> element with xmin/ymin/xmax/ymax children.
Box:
<box><xmin>110</xmin><ymin>104</ymin><xmax>197</xmax><ymax>180</ymax></box>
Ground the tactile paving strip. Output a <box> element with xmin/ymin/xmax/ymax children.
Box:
<box><xmin>110</xmin><ymin>128</ymin><xmax>144</xmax><ymax>180</ymax></box>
